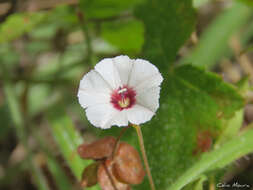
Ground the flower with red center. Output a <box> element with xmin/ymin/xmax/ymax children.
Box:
<box><xmin>110</xmin><ymin>86</ymin><xmax>136</xmax><ymax>111</ymax></box>
<box><xmin>77</xmin><ymin>55</ymin><xmax>163</xmax><ymax>129</ymax></box>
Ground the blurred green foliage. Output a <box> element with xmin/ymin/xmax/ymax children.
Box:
<box><xmin>181</xmin><ymin>2</ymin><xmax>252</xmax><ymax>68</ymax></box>
<box><xmin>239</xmin><ymin>0</ymin><xmax>253</xmax><ymax>7</ymax></box>
<box><xmin>101</xmin><ymin>19</ymin><xmax>144</xmax><ymax>53</ymax></box>
<box><xmin>1</xmin><ymin>0</ymin><xmax>253</xmax><ymax>190</ymax></box>
<box><xmin>80</xmin><ymin>0</ymin><xmax>143</xmax><ymax>19</ymax></box>
<box><xmin>0</xmin><ymin>13</ymin><xmax>46</xmax><ymax>43</ymax></box>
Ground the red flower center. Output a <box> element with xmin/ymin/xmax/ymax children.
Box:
<box><xmin>110</xmin><ymin>86</ymin><xmax>136</xmax><ymax>111</ymax></box>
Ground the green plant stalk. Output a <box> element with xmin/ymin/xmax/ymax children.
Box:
<box><xmin>30</xmin><ymin>162</ymin><xmax>51</xmax><ymax>190</ymax></box>
<box><xmin>3</xmin><ymin>80</ymin><xmax>25</xmax><ymax>140</ymax></box>
<box><xmin>47</xmin><ymin>156</ymin><xmax>72</xmax><ymax>190</ymax></box>
<box><xmin>77</xmin><ymin>10</ymin><xmax>94</xmax><ymax>67</ymax></box>
<box><xmin>2</xmin><ymin>69</ymin><xmax>50</xmax><ymax>190</ymax></box>
<box><xmin>193</xmin><ymin>175</ymin><xmax>207</xmax><ymax>190</ymax></box>
<box><xmin>47</xmin><ymin>109</ymin><xmax>88</xmax><ymax>179</ymax></box>
<box><xmin>47</xmin><ymin>108</ymin><xmax>100</xmax><ymax>190</ymax></box>
<box><xmin>31</xmin><ymin>127</ymin><xmax>73</xmax><ymax>190</ymax></box>
<box><xmin>181</xmin><ymin>2</ymin><xmax>252</xmax><ymax>69</ymax></box>
<box><xmin>215</xmin><ymin>109</ymin><xmax>243</xmax><ymax>147</ymax></box>
<box><xmin>168</xmin><ymin>127</ymin><xmax>253</xmax><ymax>190</ymax></box>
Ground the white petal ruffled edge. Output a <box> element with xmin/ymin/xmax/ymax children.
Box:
<box><xmin>128</xmin><ymin>58</ymin><xmax>163</xmax><ymax>92</ymax></box>
<box><xmin>126</xmin><ymin>104</ymin><xmax>155</xmax><ymax>125</ymax></box>
<box><xmin>85</xmin><ymin>103</ymin><xmax>155</xmax><ymax>129</ymax></box>
<box><xmin>136</xmin><ymin>86</ymin><xmax>161</xmax><ymax>113</ymax></box>
<box><xmin>78</xmin><ymin>55</ymin><xmax>163</xmax><ymax>129</ymax></box>
<box><xmin>85</xmin><ymin>104</ymin><xmax>129</xmax><ymax>129</ymax></box>
<box><xmin>94</xmin><ymin>55</ymin><xmax>134</xmax><ymax>88</ymax></box>
<box><xmin>77</xmin><ymin>70</ymin><xmax>111</xmax><ymax>109</ymax></box>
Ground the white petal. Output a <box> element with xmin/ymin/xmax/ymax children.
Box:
<box><xmin>85</xmin><ymin>104</ymin><xmax>128</xmax><ymax>129</ymax></box>
<box><xmin>78</xmin><ymin>91</ymin><xmax>110</xmax><ymax>109</ymax></box>
<box><xmin>128</xmin><ymin>59</ymin><xmax>163</xmax><ymax>92</ymax></box>
<box><xmin>136</xmin><ymin>87</ymin><xmax>161</xmax><ymax>112</ymax></box>
<box><xmin>126</xmin><ymin>104</ymin><xmax>155</xmax><ymax>125</ymax></box>
<box><xmin>77</xmin><ymin>70</ymin><xmax>111</xmax><ymax>108</ymax></box>
<box><xmin>113</xmin><ymin>55</ymin><xmax>133</xmax><ymax>85</ymax></box>
<box><xmin>85</xmin><ymin>104</ymin><xmax>117</xmax><ymax>129</ymax></box>
<box><xmin>135</xmin><ymin>74</ymin><xmax>163</xmax><ymax>93</ymax></box>
<box><xmin>95</xmin><ymin>58</ymin><xmax>122</xmax><ymax>89</ymax></box>
<box><xmin>110</xmin><ymin>110</ymin><xmax>128</xmax><ymax>127</ymax></box>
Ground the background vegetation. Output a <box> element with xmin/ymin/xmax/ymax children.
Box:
<box><xmin>0</xmin><ymin>0</ymin><xmax>253</xmax><ymax>189</ymax></box>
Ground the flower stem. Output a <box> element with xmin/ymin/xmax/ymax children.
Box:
<box><xmin>112</xmin><ymin>126</ymin><xmax>129</xmax><ymax>159</ymax></box>
<box><xmin>132</xmin><ymin>124</ymin><xmax>156</xmax><ymax>190</ymax></box>
<box><xmin>102</xmin><ymin>161</ymin><xmax>118</xmax><ymax>190</ymax></box>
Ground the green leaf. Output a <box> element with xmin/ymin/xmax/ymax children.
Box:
<box><xmin>47</xmin><ymin>106</ymin><xmax>100</xmax><ymax>190</ymax></box>
<box><xmin>180</xmin><ymin>2</ymin><xmax>252</xmax><ymax>68</ymax></box>
<box><xmin>137</xmin><ymin>64</ymin><xmax>243</xmax><ymax>189</ymax></box>
<box><xmin>238</xmin><ymin>0</ymin><xmax>253</xmax><ymax>7</ymax></box>
<box><xmin>193</xmin><ymin>175</ymin><xmax>207</xmax><ymax>190</ymax></box>
<box><xmin>47</xmin><ymin>107</ymin><xmax>89</xmax><ymax>179</ymax></box>
<box><xmin>135</xmin><ymin>0</ymin><xmax>196</xmax><ymax>71</ymax></box>
<box><xmin>168</xmin><ymin>127</ymin><xmax>253</xmax><ymax>190</ymax></box>
<box><xmin>101</xmin><ymin>19</ymin><xmax>144</xmax><ymax>53</ymax></box>
<box><xmin>182</xmin><ymin>175</ymin><xmax>207</xmax><ymax>190</ymax></box>
<box><xmin>80</xmin><ymin>0</ymin><xmax>143</xmax><ymax>19</ymax></box>
<box><xmin>28</xmin><ymin>84</ymin><xmax>51</xmax><ymax>116</ymax></box>
<box><xmin>0</xmin><ymin>13</ymin><xmax>46</xmax><ymax>43</ymax></box>
<box><xmin>213</xmin><ymin>77</ymin><xmax>249</xmax><ymax>146</ymax></box>
<box><xmin>0</xmin><ymin>44</ymin><xmax>19</xmax><ymax>68</ymax></box>
<box><xmin>215</xmin><ymin>109</ymin><xmax>243</xmax><ymax>146</ymax></box>
<box><xmin>47</xmin><ymin>156</ymin><xmax>72</xmax><ymax>190</ymax></box>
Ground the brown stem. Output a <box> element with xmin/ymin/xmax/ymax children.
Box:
<box><xmin>112</xmin><ymin>126</ymin><xmax>129</xmax><ymax>159</ymax></box>
<box><xmin>132</xmin><ymin>124</ymin><xmax>156</xmax><ymax>190</ymax></box>
<box><xmin>102</xmin><ymin>161</ymin><xmax>118</xmax><ymax>190</ymax></box>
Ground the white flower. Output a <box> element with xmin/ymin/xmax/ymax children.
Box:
<box><xmin>77</xmin><ymin>55</ymin><xmax>163</xmax><ymax>129</ymax></box>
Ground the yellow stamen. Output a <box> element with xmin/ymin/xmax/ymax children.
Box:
<box><xmin>118</xmin><ymin>98</ymin><xmax>130</xmax><ymax>108</ymax></box>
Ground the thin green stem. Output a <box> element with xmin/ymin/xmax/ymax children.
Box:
<box><xmin>168</xmin><ymin>127</ymin><xmax>253</xmax><ymax>190</ymax></box>
<box><xmin>77</xmin><ymin>10</ymin><xmax>93</xmax><ymax>67</ymax></box>
<box><xmin>132</xmin><ymin>124</ymin><xmax>156</xmax><ymax>190</ymax></box>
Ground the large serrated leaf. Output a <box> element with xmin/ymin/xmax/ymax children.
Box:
<box><xmin>135</xmin><ymin>64</ymin><xmax>244</xmax><ymax>189</ymax></box>
<box><xmin>135</xmin><ymin>0</ymin><xmax>196</xmax><ymax>71</ymax></box>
